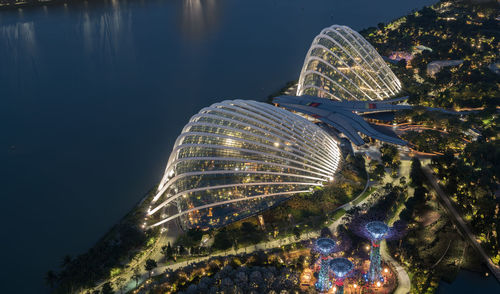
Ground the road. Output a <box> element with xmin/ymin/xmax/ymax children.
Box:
<box><xmin>382</xmin><ymin>154</ymin><xmax>412</xmax><ymax>294</ymax></box>
<box><xmin>380</xmin><ymin>155</ymin><xmax>413</xmax><ymax>294</ymax></box>
<box><xmin>380</xmin><ymin>240</ymin><xmax>411</xmax><ymax>294</ymax></box>
<box><xmin>421</xmin><ymin>165</ymin><xmax>500</xmax><ymax>281</ymax></box>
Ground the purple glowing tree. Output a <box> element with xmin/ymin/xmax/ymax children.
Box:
<box><xmin>349</xmin><ymin>212</ymin><xmax>407</xmax><ymax>283</ymax></box>
<box><xmin>365</xmin><ymin>221</ymin><xmax>389</xmax><ymax>282</ymax></box>
<box><xmin>329</xmin><ymin>257</ymin><xmax>354</xmax><ymax>294</ymax></box>
<box><xmin>313</xmin><ymin>238</ymin><xmax>336</xmax><ymax>292</ymax></box>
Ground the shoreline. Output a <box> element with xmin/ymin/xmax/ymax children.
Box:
<box><xmin>0</xmin><ymin>0</ymin><xmax>114</xmax><ymax>11</ymax></box>
<box><xmin>1</xmin><ymin>0</ymin><xmax>76</xmax><ymax>10</ymax></box>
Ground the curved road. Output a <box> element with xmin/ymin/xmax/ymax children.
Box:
<box><xmin>381</xmin><ymin>240</ymin><xmax>411</xmax><ymax>294</ymax></box>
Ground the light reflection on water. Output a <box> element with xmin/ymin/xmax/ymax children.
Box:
<box><xmin>80</xmin><ymin>0</ymin><xmax>135</xmax><ymax>61</ymax></box>
<box><xmin>181</xmin><ymin>0</ymin><xmax>220</xmax><ymax>40</ymax></box>
<box><xmin>0</xmin><ymin>21</ymin><xmax>37</xmax><ymax>54</ymax></box>
<box><xmin>0</xmin><ymin>21</ymin><xmax>38</xmax><ymax>88</ymax></box>
<box><xmin>0</xmin><ymin>0</ymin><xmax>222</xmax><ymax>90</ymax></box>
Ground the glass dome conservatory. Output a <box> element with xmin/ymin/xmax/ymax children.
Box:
<box><xmin>297</xmin><ymin>25</ymin><xmax>401</xmax><ymax>101</ymax></box>
<box><xmin>147</xmin><ymin>100</ymin><xmax>341</xmax><ymax>230</ymax></box>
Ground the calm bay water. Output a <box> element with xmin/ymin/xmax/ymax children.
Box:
<box><xmin>0</xmin><ymin>0</ymin><xmax>450</xmax><ymax>292</ymax></box>
<box><xmin>438</xmin><ymin>270</ymin><xmax>500</xmax><ymax>293</ymax></box>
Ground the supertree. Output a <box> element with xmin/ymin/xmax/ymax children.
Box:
<box><xmin>365</xmin><ymin>221</ymin><xmax>389</xmax><ymax>282</ymax></box>
<box><xmin>349</xmin><ymin>210</ymin><xmax>407</xmax><ymax>284</ymax></box>
<box><xmin>329</xmin><ymin>257</ymin><xmax>354</xmax><ymax>294</ymax></box>
<box><xmin>313</xmin><ymin>238</ymin><xmax>336</xmax><ymax>292</ymax></box>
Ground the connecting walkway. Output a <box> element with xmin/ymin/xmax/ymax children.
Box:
<box><xmin>381</xmin><ymin>240</ymin><xmax>411</xmax><ymax>294</ymax></box>
<box><xmin>273</xmin><ymin>95</ymin><xmax>468</xmax><ymax>147</ymax></box>
<box><xmin>273</xmin><ymin>95</ymin><xmax>408</xmax><ymax>146</ymax></box>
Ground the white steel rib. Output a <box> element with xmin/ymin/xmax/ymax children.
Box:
<box><xmin>307</xmin><ymin>43</ymin><xmax>378</xmax><ymax>99</ymax></box>
<box><xmin>168</xmin><ymin>156</ymin><xmax>334</xmax><ymax>179</ymax></box>
<box><xmin>148</xmin><ymin>181</ymin><xmax>322</xmax><ymax>216</ymax></box>
<box><xmin>297</xmin><ymin>25</ymin><xmax>401</xmax><ymax>101</ymax></box>
<box><xmin>301</xmin><ymin>85</ymin><xmax>342</xmax><ymax>101</ymax></box>
<box><xmin>181</xmin><ymin>121</ymin><xmax>338</xmax><ymax>168</ymax></box>
<box><xmin>193</xmin><ymin>108</ymin><xmax>319</xmax><ymax>154</ymax></box>
<box><xmin>149</xmin><ymin>190</ymin><xmax>311</xmax><ymax>228</ymax></box>
<box><xmin>326</xmin><ymin>28</ymin><xmax>397</xmax><ymax>97</ymax></box>
<box><xmin>299</xmin><ymin>32</ymin><xmax>384</xmax><ymax>99</ymax></box>
<box><xmin>312</xmin><ymin>33</ymin><xmax>387</xmax><ymax>94</ymax></box>
<box><xmin>147</xmin><ymin>100</ymin><xmax>341</xmax><ymax>229</ymax></box>
<box><xmin>171</xmin><ymin>144</ymin><xmax>338</xmax><ymax>176</ymax></box>
<box><xmin>157</xmin><ymin>101</ymin><xmax>338</xmax><ymax>190</ymax></box>
<box><xmin>302</xmin><ymin>65</ymin><xmax>360</xmax><ymax>100</ymax></box>
<box><xmin>172</xmin><ymin>132</ymin><xmax>336</xmax><ymax>175</ymax></box>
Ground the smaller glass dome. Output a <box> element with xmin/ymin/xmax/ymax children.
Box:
<box><xmin>297</xmin><ymin>25</ymin><xmax>401</xmax><ymax>101</ymax></box>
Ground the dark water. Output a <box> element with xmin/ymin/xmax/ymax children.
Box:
<box><xmin>438</xmin><ymin>270</ymin><xmax>500</xmax><ymax>293</ymax></box>
<box><xmin>0</xmin><ymin>0</ymin><xmax>443</xmax><ymax>293</ymax></box>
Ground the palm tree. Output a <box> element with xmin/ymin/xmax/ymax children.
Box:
<box><xmin>144</xmin><ymin>259</ymin><xmax>157</xmax><ymax>278</ymax></box>
<box><xmin>44</xmin><ymin>270</ymin><xmax>58</xmax><ymax>288</ymax></box>
<box><xmin>116</xmin><ymin>277</ymin><xmax>126</xmax><ymax>294</ymax></box>
<box><xmin>101</xmin><ymin>282</ymin><xmax>114</xmax><ymax>294</ymax></box>
<box><xmin>60</xmin><ymin>255</ymin><xmax>72</xmax><ymax>268</ymax></box>
<box><xmin>132</xmin><ymin>269</ymin><xmax>141</xmax><ymax>288</ymax></box>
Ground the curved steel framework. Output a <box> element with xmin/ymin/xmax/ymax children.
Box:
<box><xmin>147</xmin><ymin>100</ymin><xmax>341</xmax><ymax>229</ymax></box>
<box><xmin>297</xmin><ymin>25</ymin><xmax>401</xmax><ymax>101</ymax></box>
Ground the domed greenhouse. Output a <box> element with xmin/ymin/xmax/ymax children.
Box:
<box><xmin>147</xmin><ymin>100</ymin><xmax>341</xmax><ymax>230</ymax></box>
<box><xmin>297</xmin><ymin>25</ymin><xmax>401</xmax><ymax>101</ymax></box>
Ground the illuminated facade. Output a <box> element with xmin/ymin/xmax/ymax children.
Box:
<box><xmin>297</xmin><ymin>25</ymin><xmax>401</xmax><ymax>101</ymax></box>
<box><xmin>147</xmin><ymin>100</ymin><xmax>341</xmax><ymax>230</ymax></box>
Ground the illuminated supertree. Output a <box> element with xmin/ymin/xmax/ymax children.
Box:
<box><xmin>365</xmin><ymin>221</ymin><xmax>389</xmax><ymax>282</ymax></box>
<box><xmin>313</xmin><ymin>238</ymin><xmax>336</xmax><ymax>292</ymax></box>
<box><xmin>349</xmin><ymin>207</ymin><xmax>407</xmax><ymax>285</ymax></box>
<box><xmin>329</xmin><ymin>257</ymin><xmax>354</xmax><ymax>294</ymax></box>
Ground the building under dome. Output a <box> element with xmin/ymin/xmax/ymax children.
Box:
<box><xmin>297</xmin><ymin>25</ymin><xmax>402</xmax><ymax>101</ymax></box>
<box><xmin>147</xmin><ymin>100</ymin><xmax>341</xmax><ymax>230</ymax></box>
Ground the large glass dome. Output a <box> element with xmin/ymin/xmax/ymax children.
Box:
<box><xmin>297</xmin><ymin>25</ymin><xmax>401</xmax><ymax>101</ymax></box>
<box><xmin>147</xmin><ymin>100</ymin><xmax>341</xmax><ymax>230</ymax></box>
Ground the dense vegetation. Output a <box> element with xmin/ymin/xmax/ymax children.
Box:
<box><xmin>402</xmin><ymin>129</ymin><xmax>467</xmax><ymax>154</ymax></box>
<box><xmin>360</xmin><ymin>1</ymin><xmax>499</xmax><ymax>291</ymax></box>
<box><xmin>361</xmin><ymin>0</ymin><xmax>499</xmax><ymax>155</ymax></box>
<box><xmin>431</xmin><ymin>141</ymin><xmax>500</xmax><ymax>263</ymax></box>
<box><xmin>47</xmin><ymin>191</ymin><xmax>158</xmax><ymax>293</ymax></box>
<box><xmin>394</xmin><ymin>109</ymin><xmax>473</xmax><ymax>154</ymax></box>
<box><xmin>386</xmin><ymin>157</ymin><xmax>484</xmax><ymax>293</ymax></box>
<box><xmin>134</xmin><ymin>248</ymin><xmax>307</xmax><ymax>294</ymax></box>
<box><xmin>260</xmin><ymin>154</ymin><xmax>365</xmax><ymax>233</ymax></box>
<box><xmin>361</xmin><ymin>0</ymin><xmax>499</xmax><ymax>110</ymax></box>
